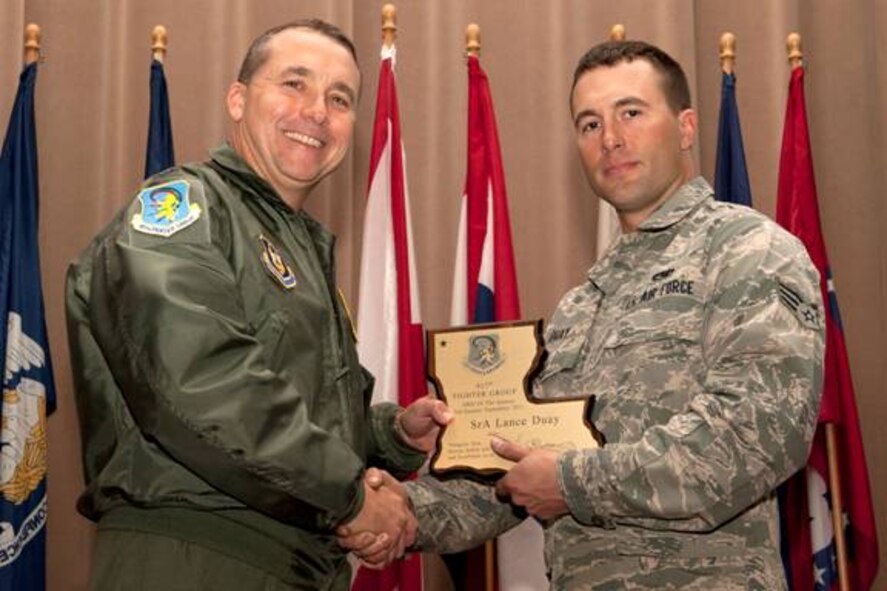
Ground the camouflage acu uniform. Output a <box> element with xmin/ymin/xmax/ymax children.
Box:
<box><xmin>407</xmin><ymin>178</ymin><xmax>824</xmax><ymax>590</ymax></box>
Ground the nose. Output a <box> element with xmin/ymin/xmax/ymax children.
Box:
<box><xmin>602</xmin><ymin>124</ymin><xmax>624</xmax><ymax>152</ymax></box>
<box><xmin>301</xmin><ymin>92</ymin><xmax>329</xmax><ymax>125</ymax></box>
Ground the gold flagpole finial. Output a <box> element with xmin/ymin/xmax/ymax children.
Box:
<box><xmin>24</xmin><ymin>23</ymin><xmax>40</xmax><ymax>65</ymax></box>
<box><xmin>152</xmin><ymin>25</ymin><xmax>168</xmax><ymax>62</ymax></box>
<box><xmin>609</xmin><ymin>24</ymin><xmax>626</xmax><ymax>41</ymax></box>
<box><xmin>720</xmin><ymin>32</ymin><xmax>736</xmax><ymax>74</ymax></box>
<box><xmin>466</xmin><ymin>23</ymin><xmax>481</xmax><ymax>58</ymax></box>
<box><xmin>382</xmin><ymin>4</ymin><xmax>397</xmax><ymax>48</ymax></box>
<box><xmin>787</xmin><ymin>32</ymin><xmax>803</xmax><ymax>69</ymax></box>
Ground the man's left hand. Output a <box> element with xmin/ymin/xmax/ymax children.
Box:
<box><xmin>396</xmin><ymin>396</ymin><xmax>453</xmax><ymax>454</ymax></box>
<box><xmin>492</xmin><ymin>436</ymin><xmax>569</xmax><ymax>521</ymax></box>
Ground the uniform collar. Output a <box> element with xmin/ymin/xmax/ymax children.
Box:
<box><xmin>209</xmin><ymin>142</ymin><xmax>293</xmax><ymax>214</ymax></box>
<box><xmin>636</xmin><ymin>176</ymin><xmax>713</xmax><ymax>232</ymax></box>
<box><xmin>586</xmin><ymin>177</ymin><xmax>713</xmax><ymax>295</ymax></box>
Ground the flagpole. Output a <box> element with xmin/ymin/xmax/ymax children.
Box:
<box><xmin>24</xmin><ymin>23</ymin><xmax>40</xmax><ymax>65</ymax></box>
<box><xmin>609</xmin><ymin>23</ymin><xmax>625</xmax><ymax>41</ymax></box>
<box><xmin>787</xmin><ymin>32</ymin><xmax>850</xmax><ymax>591</ymax></box>
<box><xmin>464</xmin><ymin>23</ymin><xmax>496</xmax><ymax>591</ymax></box>
<box><xmin>382</xmin><ymin>3</ymin><xmax>396</xmax><ymax>48</ymax></box>
<box><xmin>152</xmin><ymin>25</ymin><xmax>168</xmax><ymax>63</ymax></box>
<box><xmin>719</xmin><ymin>32</ymin><xmax>735</xmax><ymax>74</ymax></box>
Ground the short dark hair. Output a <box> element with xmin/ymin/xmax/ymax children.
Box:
<box><xmin>236</xmin><ymin>18</ymin><xmax>359</xmax><ymax>84</ymax></box>
<box><xmin>570</xmin><ymin>41</ymin><xmax>691</xmax><ymax>113</ymax></box>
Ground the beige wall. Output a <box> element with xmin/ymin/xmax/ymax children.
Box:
<box><xmin>1</xmin><ymin>1</ymin><xmax>884</xmax><ymax>589</ymax></box>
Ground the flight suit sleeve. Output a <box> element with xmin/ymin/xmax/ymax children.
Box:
<box><xmin>365</xmin><ymin>400</ymin><xmax>426</xmax><ymax>478</ymax></box>
<box><xmin>86</xmin><ymin>178</ymin><xmax>365</xmax><ymax>531</ymax></box>
<box><xmin>557</xmin><ymin>222</ymin><xmax>825</xmax><ymax>531</ymax></box>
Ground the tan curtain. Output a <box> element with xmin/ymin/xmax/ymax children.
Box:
<box><xmin>2</xmin><ymin>1</ymin><xmax>883</xmax><ymax>588</ymax></box>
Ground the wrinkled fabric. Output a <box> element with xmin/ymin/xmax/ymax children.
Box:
<box><xmin>408</xmin><ymin>178</ymin><xmax>824</xmax><ymax>590</ymax></box>
<box><xmin>66</xmin><ymin>144</ymin><xmax>424</xmax><ymax>588</ymax></box>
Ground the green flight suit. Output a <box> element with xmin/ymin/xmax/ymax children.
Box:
<box><xmin>66</xmin><ymin>144</ymin><xmax>424</xmax><ymax>590</ymax></box>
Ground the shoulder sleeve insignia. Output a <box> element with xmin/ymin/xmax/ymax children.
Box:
<box><xmin>778</xmin><ymin>281</ymin><xmax>822</xmax><ymax>330</ymax></box>
<box><xmin>130</xmin><ymin>179</ymin><xmax>202</xmax><ymax>237</ymax></box>
<box><xmin>258</xmin><ymin>234</ymin><xmax>297</xmax><ymax>290</ymax></box>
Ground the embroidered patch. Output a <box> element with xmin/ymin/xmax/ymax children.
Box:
<box><xmin>130</xmin><ymin>180</ymin><xmax>201</xmax><ymax>237</ymax></box>
<box><xmin>464</xmin><ymin>333</ymin><xmax>505</xmax><ymax>374</ymax></box>
<box><xmin>778</xmin><ymin>281</ymin><xmax>821</xmax><ymax>330</ymax></box>
<box><xmin>258</xmin><ymin>235</ymin><xmax>297</xmax><ymax>290</ymax></box>
<box><xmin>651</xmin><ymin>268</ymin><xmax>675</xmax><ymax>282</ymax></box>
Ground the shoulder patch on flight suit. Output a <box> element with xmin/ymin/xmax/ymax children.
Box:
<box><xmin>130</xmin><ymin>179</ymin><xmax>201</xmax><ymax>237</ymax></box>
<box><xmin>778</xmin><ymin>281</ymin><xmax>822</xmax><ymax>330</ymax></box>
<box><xmin>258</xmin><ymin>234</ymin><xmax>297</xmax><ymax>290</ymax></box>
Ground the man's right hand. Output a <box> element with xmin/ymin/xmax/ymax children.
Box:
<box><xmin>337</xmin><ymin>469</ymin><xmax>417</xmax><ymax>568</ymax></box>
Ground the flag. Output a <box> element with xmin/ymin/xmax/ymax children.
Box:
<box><xmin>714</xmin><ymin>71</ymin><xmax>752</xmax><ymax>206</ymax></box>
<box><xmin>776</xmin><ymin>65</ymin><xmax>879</xmax><ymax>591</ymax></box>
<box><xmin>352</xmin><ymin>43</ymin><xmax>424</xmax><ymax>591</ymax></box>
<box><xmin>145</xmin><ymin>59</ymin><xmax>174</xmax><ymax>178</ymax></box>
<box><xmin>450</xmin><ymin>56</ymin><xmax>519</xmax><ymax>326</ymax></box>
<box><xmin>0</xmin><ymin>61</ymin><xmax>55</xmax><ymax>591</ymax></box>
<box><xmin>449</xmin><ymin>54</ymin><xmax>537</xmax><ymax>591</ymax></box>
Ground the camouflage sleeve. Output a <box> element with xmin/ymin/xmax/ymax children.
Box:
<box><xmin>405</xmin><ymin>477</ymin><xmax>525</xmax><ymax>553</ymax></box>
<box><xmin>557</xmin><ymin>220</ymin><xmax>825</xmax><ymax>531</ymax></box>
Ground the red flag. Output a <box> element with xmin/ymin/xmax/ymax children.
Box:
<box><xmin>353</xmin><ymin>43</ymin><xmax>424</xmax><ymax>591</ymax></box>
<box><xmin>776</xmin><ymin>65</ymin><xmax>879</xmax><ymax>590</ymax></box>
<box><xmin>449</xmin><ymin>55</ymin><xmax>539</xmax><ymax>591</ymax></box>
<box><xmin>451</xmin><ymin>56</ymin><xmax>519</xmax><ymax>326</ymax></box>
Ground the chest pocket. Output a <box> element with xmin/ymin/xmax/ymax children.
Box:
<box><xmin>603</xmin><ymin>307</ymin><xmax>703</xmax><ymax>351</ymax></box>
<box><xmin>535</xmin><ymin>323</ymin><xmax>591</xmax><ymax>399</ymax></box>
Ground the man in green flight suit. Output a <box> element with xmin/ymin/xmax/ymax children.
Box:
<box><xmin>66</xmin><ymin>19</ymin><xmax>450</xmax><ymax>591</ymax></box>
<box><xmin>341</xmin><ymin>40</ymin><xmax>825</xmax><ymax>590</ymax></box>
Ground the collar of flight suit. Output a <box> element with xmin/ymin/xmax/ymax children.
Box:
<box><xmin>207</xmin><ymin>142</ymin><xmax>336</xmax><ymax>252</ymax></box>
<box><xmin>208</xmin><ymin>142</ymin><xmax>296</xmax><ymax>216</ymax></box>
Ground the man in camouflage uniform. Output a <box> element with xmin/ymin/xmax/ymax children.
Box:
<box><xmin>341</xmin><ymin>41</ymin><xmax>824</xmax><ymax>589</ymax></box>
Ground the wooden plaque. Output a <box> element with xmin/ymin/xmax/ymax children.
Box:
<box><xmin>428</xmin><ymin>320</ymin><xmax>600</xmax><ymax>480</ymax></box>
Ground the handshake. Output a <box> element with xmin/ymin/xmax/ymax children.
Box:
<box><xmin>336</xmin><ymin>466</ymin><xmax>416</xmax><ymax>568</ymax></box>
<box><xmin>335</xmin><ymin>396</ymin><xmax>571</xmax><ymax>568</ymax></box>
<box><xmin>335</xmin><ymin>395</ymin><xmax>450</xmax><ymax>568</ymax></box>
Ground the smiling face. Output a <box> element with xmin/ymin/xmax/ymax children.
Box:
<box><xmin>227</xmin><ymin>28</ymin><xmax>360</xmax><ymax>209</ymax></box>
<box><xmin>571</xmin><ymin>59</ymin><xmax>697</xmax><ymax>232</ymax></box>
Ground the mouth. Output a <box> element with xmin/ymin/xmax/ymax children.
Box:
<box><xmin>283</xmin><ymin>130</ymin><xmax>325</xmax><ymax>149</ymax></box>
<box><xmin>603</xmin><ymin>161</ymin><xmax>639</xmax><ymax>177</ymax></box>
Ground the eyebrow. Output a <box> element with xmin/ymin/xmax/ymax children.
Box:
<box><xmin>279</xmin><ymin>66</ymin><xmax>357</xmax><ymax>105</ymax></box>
<box><xmin>572</xmin><ymin>96</ymin><xmax>650</xmax><ymax>127</ymax></box>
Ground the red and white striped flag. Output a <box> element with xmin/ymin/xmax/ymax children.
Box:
<box><xmin>450</xmin><ymin>55</ymin><xmax>519</xmax><ymax>326</ymax></box>
<box><xmin>353</xmin><ymin>42</ymin><xmax>424</xmax><ymax>591</ymax></box>
<box><xmin>450</xmin><ymin>54</ymin><xmax>542</xmax><ymax>591</ymax></box>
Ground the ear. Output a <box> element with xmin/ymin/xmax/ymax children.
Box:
<box><xmin>226</xmin><ymin>82</ymin><xmax>247</xmax><ymax>122</ymax></box>
<box><xmin>677</xmin><ymin>108</ymin><xmax>698</xmax><ymax>151</ymax></box>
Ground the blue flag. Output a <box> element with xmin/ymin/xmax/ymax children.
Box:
<box><xmin>145</xmin><ymin>59</ymin><xmax>174</xmax><ymax>178</ymax></box>
<box><xmin>714</xmin><ymin>72</ymin><xmax>752</xmax><ymax>206</ymax></box>
<box><xmin>0</xmin><ymin>62</ymin><xmax>55</xmax><ymax>591</ymax></box>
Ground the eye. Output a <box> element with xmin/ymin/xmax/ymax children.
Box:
<box><xmin>623</xmin><ymin>108</ymin><xmax>642</xmax><ymax>119</ymax></box>
<box><xmin>283</xmin><ymin>79</ymin><xmax>306</xmax><ymax>91</ymax></box>
<box><xmin>330</xmin><ymin>94</ymin><xmax>353</xmax><ymax>111</ymax></box>
<box><xmin>578</xmin><ymin>119</ymin><xmax>600</xmax><ymax>134</ymax></box>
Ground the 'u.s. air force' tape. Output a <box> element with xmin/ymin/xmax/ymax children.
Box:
<box><xmin>131</xmin><ymin>179</ymin><xmax>201</xmax><ymax>237</ymax></box>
